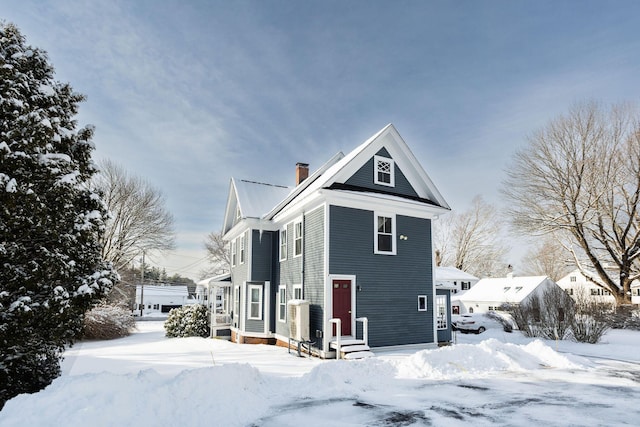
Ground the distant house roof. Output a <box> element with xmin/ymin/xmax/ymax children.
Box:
<box><xmin>455</xmin><ymin>276</ymin><xmax>551</xmax><ymax>304</ymax></box>
<box><xmin>435</xmin><ymin>266</ymin><xmax>479</xmax><ymax>282</ymax></box>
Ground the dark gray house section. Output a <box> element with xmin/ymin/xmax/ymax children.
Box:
<box><xmin>344</xmin><ymin>148</ymin><xmax>418</xmax><ymax>198</ymax></box>
<box><xmin>329</xmin><ymin>205</ymin><xmax>434</xmax><ymax>347</ymax></box>
<box><xmin>303</xmin><ymin>206</ymin><xmax>325</xmax><ymax>344</ymax></box>
<box><xmin>251</xmin><ymin>230</ymin><xmax>272</xmax><ymax>281</ymax></box>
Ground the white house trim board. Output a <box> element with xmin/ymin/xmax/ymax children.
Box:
<box><xmin>322</xmin><ymin>203</ymin><xmax>331</xmax><ymax>352</ymax></box>
<box><xmin>264</xmin><ymin>281</ymin><xmax>271</xmax><ymax>333</ymax></box>
<box><xmin>321</xmin><ymin>190</ymin><xmax>448</xmax><ymax>220</ymax></box>
<box><xmin>374</xmin><ymin>211</ymin><xmax>396</xmax><ymax>255</ymax></box>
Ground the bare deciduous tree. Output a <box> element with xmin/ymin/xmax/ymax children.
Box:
<box><xmin>94</xmin><ymin>159</ymin><xmax>176</xmax><ymax>272</ymax></box>
<box><xmin>503</xmin><ymin>101</ymin><xmax>640</xmax><ymax>305</ymax></box>
<box><xmin>201</xmin><ymin>231</ymin><xmax>230</xmax><ymax>278</ymax></box>
<box><xmin>434</xmin><ymin>196</ymin><xmax>509</xmax><ymax>278</ymax></box>
<box><xmin>521</xmin><ymin>235</ymin><xmax>573</xmax><ymax>281</ymax></box>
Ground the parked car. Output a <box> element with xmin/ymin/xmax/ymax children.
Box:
<box><xmin>453</xmin><ymin>314</ymin><xmax>490</xmax><ymax>334</ymax></box>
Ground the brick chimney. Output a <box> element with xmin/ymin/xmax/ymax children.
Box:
<box><xmin>296</xmin><ymin>162</ymin><xmax>309</xmax><ymax>185</ymax></box>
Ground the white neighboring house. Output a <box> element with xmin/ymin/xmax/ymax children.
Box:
<box><xmin>557</xmin><ymin>268</ymin><xmax>640</xmax><ymax>305</ymax></box>
<box><xmin>453</xmin><ymin>275</ymin><xmax>559</xmax><ymax>315</ymax></box>
<box><xmin>135</xmin><ymin>285</ymin><xmax>196</xmax><ymax>316</ymax></box>
<box><xmin>435</xmin><ymin>266</ymin><xmax>479</xmax><ymax>315</ymax></box>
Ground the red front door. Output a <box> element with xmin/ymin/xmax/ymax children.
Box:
<box><xmin>332</xmin><ymin>279</ymin><xmax>352</xmax><ymax>336</ymax></box>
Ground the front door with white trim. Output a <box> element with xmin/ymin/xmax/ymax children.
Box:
<box><xmin>332</xmin><ymin>279</ymin><xmax>352</xmax><ymax>336</ymax></box>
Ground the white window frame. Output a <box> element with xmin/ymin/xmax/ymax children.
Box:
<box><xmin>279</xmin><ymin>229</ymin><xmax>287</xmax><ymax>261</ymax></box>
<box><xmin>248</xmin><ymin>285</ymin><xmax>263</xmax><ymax>320</ymax></box>
<box><xmin>231</xmin><ymin>239</ymin><xmax>237</xmax><ymax>267</ymax></box>
<box><xmin>374</xmin><ymin>212</ymin><xmax>396</xmax><ymax>255</ymax></box>
<box><xmin>293</xmin><ymin>220</ymin><xmax>303</xmax><ymax>258</ymax></box>
<box><xmin>417</xmin><ymin>295</ymin><xmax>428</xmax><ymax>312</ymax></box>
<box><xmin>374</xmin><ymin>155</ymin><xmax>395</xmax><ymax>187</ymax></box>
<box><xmin>239</xmin><ymin>233</ymin><xmax>246</xmax><ymax>264</ymax></box>
<box><xmin>436</xmin><ymin>295</ymin><xmax>447</xmax><ymax>329</ymax></box>
<box><xmin>278</xmin><ymin>285</ymin><xmax>287</xmax><ymax>322</ymax></box>
<box><xmin>293</xmin><ymin>284</ymin><xmax>303</xmax><ymax>300</ymax></box>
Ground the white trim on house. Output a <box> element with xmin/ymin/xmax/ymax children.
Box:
<box><xmin>293</xmin><ymin>283</ymin><xmax>303</xmax><ymax>300</ymax></box>
<box><xmin>239</xmin><ymin>232</ymin><xmax>246</xmax><ymax>265</ymax></box>
<box><xmin>279</xmin><ymin>228</ymin><xmax>287</xmax><ymax>262</ymax></box>
<box><xmin>374</xmin><ymin>154</ymin><xmax>395</xmax><ymax>187</ymax></box>
<box><xmin>278</xmin><ymin>284</ymin><xmax>287</xmax><ymax>323</ymax></box>
<box><xmin>322</xmin><ymin>203</ymin><xmax>331</xmax><ymax>352</ymax></box>
<box><xmin>247</xmin><ymin>284</ymin><xmax>263</xmax><ymax>320</ymax></box>
<box><xmin>417</xmin><ymin>295</ymin><xmax>428</xmax><ymax>311</ymax></box>
<box><xmin>293</xmin><ymin>218</ymin><xmax>303</xmax><ymax>258</ymax></box>
<box><xmin>374</xmin><ymin>211</ymin><xmax>396</xmax><ymax>255</ymax></box>
<box><xmin>326</xmin><ymin>274</ymin><xmax>357</xmax><ymax>340</ymax></box>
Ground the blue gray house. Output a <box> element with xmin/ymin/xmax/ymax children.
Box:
<box><xmin>221</xmin><ymin>124</ymin><xmax>451</xmax><ymax>357</ymax></box>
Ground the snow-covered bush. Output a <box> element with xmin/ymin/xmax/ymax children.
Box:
<box><xmin>164</xmin><ymin>304</ymin><xmax>210</xmax><ymax>338</ymax></box>
<box><xmin>569</xmin><ymin>288</ymin><xmax>610</xmax><ymax>343</ymax></box>
<box><xmin>83</xmin><ymin>304</ymin><xmax>135</xmax><ymax>340</ymax></box>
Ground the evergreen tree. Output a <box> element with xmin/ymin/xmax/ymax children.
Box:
<box><xmin>0</xmin><ymin>23</ymin><xmax>118</xmax><ymax>408</ymax></box>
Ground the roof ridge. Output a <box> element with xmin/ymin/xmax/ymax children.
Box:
<box><xmin>238</xmin><ymin>179</ymin><xmax>290</xmax><ymax>189</ymax></box>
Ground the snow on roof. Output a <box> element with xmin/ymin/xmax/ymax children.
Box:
<box><xmin>234</xmin><ymin>179</ymin><xmax>291</xmax><ymax>218</ymax></box>
<box><xmin>435</xmin><ymin>266</ymin><xmax>479</xmax><ymax>282</ymax></box>
<box><xmin>197</xmin><ymin>273</ymin><xmax>231</xmax><ymax>286</ymax></box>
<box><xmin>456</xmin><ymin>276</ymin><xmax>550</xmax><ymax>304</ymax></box>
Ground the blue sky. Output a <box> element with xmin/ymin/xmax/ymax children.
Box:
<box><xmin>4</xmin><ymin>0</ymin><xmax>640</xmax><ymax>279</ymax></box>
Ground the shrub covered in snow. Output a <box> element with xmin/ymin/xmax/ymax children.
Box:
<box><xmin>164</xmin><ymin>304</ymin><xmax>210</xmax><ymax>338</ymax></box>
<box><xmin>83</xmin><ymin>304</ymin><xmax>135</xmax><ymax>340</ymax></box>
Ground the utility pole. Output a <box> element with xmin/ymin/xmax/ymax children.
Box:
<box><xmin>139</xmin><ymin>250</ymin><xmax>145</xmax><ymax>317</ymax></box>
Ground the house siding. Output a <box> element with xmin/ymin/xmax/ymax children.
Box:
<box><xmin>344</xmin><ymin>148</ymin><xmax>418</xmax><ymax>198</ymax></box>
<box><xmin>329</xmin><ymin>205</ymin><xmax>434</xmax><ymax>347</ymax></box>
<box><xmin>303</xmin><ymin>206</ymin><xmax>325</xmax><ymax>344</ymax></box>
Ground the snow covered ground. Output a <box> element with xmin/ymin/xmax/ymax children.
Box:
<box><xmin>2</xmin><ymin>322</ymin><xmax>640</xmax><ymax>426</ymax></box>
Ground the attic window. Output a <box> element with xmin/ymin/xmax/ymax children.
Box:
<box><xmin>515</xmin><ymin>286</ymin><xmax>523</xmax><ymax>292</ymax></box>
<box><xmin>236</xmin><ymin>206</ymin><xmax>241</xmax><ymax>221</ymax></box>
<box><xmin>503</xmin><ymin>287</ymin><xmax>511</xmax><ymax>292</ymax></box>
<box><xmin>374</xmin><ymin>155</ymin><xmax>395</xmax><ymax>187</ymax></box>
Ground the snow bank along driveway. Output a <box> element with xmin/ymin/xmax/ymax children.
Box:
<box><xmin>1</xmin><ymin>322</ymin><xmax>639</xmax><ymax>426</ymax></box>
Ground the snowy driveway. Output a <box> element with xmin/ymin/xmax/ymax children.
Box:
<box><xmin>2</xmin><ymin>322</ymin><xmax>640</xmax><ymax>426</ymax></box>
<box><xmin>255</xmin><ymin>359</ymin><xmax>640</xmax><ymax>426</ymax></box>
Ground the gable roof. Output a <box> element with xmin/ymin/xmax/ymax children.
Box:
<box><xmin>223</xmin><ymin>123</ymin><xmax>450</xmax><ymax>232</ymax></box>
<box><xmin>222</xmin><ymin>178</ymin><xmax>292</xmax><ymax>233</ymax></box>
<box><xmin>455</xmin><ymin>276</ymin><xmax>551</xmax><ymax>304</ymax></box>
<box><xmin>265</xmin><ymin>123</ymin><xmax>450</xmax><ymax>219</ymax></box>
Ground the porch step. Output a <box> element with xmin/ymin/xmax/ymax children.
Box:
<box><xmin>343</xmin><ymin>351</ymin><xmax>375</xmax><ymax>360</ymax></box>
<box><xmin>339</xmin><ymin>344</ymin><xmax>371</xmax><ymax>353</ymax></box>
<box><xmin>330</xmin><ymin>338</ymin><xmax>365</xmax><ymax>348</ymax></box>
